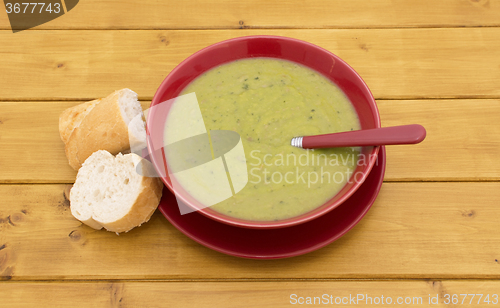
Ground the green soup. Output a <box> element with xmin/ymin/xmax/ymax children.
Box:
<box><xmin>165</xmin><ymin>58</ymin><xmax>361</xmax><ymax>221</ymax></box>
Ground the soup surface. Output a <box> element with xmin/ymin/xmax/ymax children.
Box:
<box><xmin>164</xmin><ymin>58</ymin><xmax>361</xmax><ymax>221</ymax></box>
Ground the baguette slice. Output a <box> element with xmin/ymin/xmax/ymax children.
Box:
<box><xmin>62</xmin><ymin>89</ymin><xmax>146</xmax><ymax>170</ymax></box>
<box><xmin>70</xmin><ymin>150</ymin><xmax>163</xmax><ymax>233</ymax></box>
<box><xmin>59</xmin><ymin>98</ymin><xmax>101</xmax><ymax>144</ymax></box>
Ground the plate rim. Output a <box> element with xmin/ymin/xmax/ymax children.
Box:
<box><xmin>158</xmin><ymin>146</ymin><xmax>386</xmax><ymax>259</ymax></box>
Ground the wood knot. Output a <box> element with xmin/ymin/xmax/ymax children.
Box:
<box><xmin>428</xmin><ymin>280</ymin><xmax>448</xmax><ymax>297</ymax></box>
<box><xmin>0</xmin><ymin>216</ymin><xmax>16</xmax><ymax>226</ymax></box>
<box><xmin>238</xmin><ymin>20</ymin><xmax>249</xmax><ymax>29</ymax></box>
<box><xmin>469</xmin><ymin>0</ymin><xmax>489</xmax><ymax>6</ymax></box>
<box><xmin>0</xmin><ymin>247</ymin><xmax>11</xmax><ymax>274</ymax></box>
<box><xmin>0</xmin><ymin>267</ymin><xmax>14</xmax><ymax>281</ymax></box>
<box><xmin>59</xmin><ymin>185</ymin><xmax>72</xmax><ymax>210</ymax></box>
<box><xmin>0</xmin><ymin>245</ymin><xmax>15</xmax><ymax>281</ymax></box>
<box><xmin>9</xmin><ymin>213</ymin><xmax>24</xmax><ymax>224</ymax></box>
<box><xmin>64</xmin><ymin>185</ymin><xmax>72</xmax><ymax>203</ymax></box>
<box><xmin>68</xmin><ymin>230</ymin><xmax>81</xmax><ymax>241</ymax></box>
<box><xmin>57</xmin><ymin>63</ymin><xmax>65</xmax><ymax>68</ymax></box>
<box><xmin>461</xmin><ymin>209</ymin><xmax>476</xmax><ymax>218</ymax></box>
<box><xmin>108</xmin><ymin>283</ymin><xmax>125</xmax><ymax>306</ymax></box>
<box><xmin>159</xmin><ymin>36</ymin><xmax>170</xmax><ymax>46</ymax></box>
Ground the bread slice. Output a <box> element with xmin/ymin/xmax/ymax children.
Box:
<box><xmin>59</xmin><ymin>98</ymin><xmax>101</xmax><ymax>144</ymax></box>
<box><xmin>70</xmin><ymin>150</ymin><xmax>163</xmax><ymax>233</ymax></box>
<box><xmin>61</xmin><ymin>89</ymin><xmax>146</xmax><ymax>170</ymax></box>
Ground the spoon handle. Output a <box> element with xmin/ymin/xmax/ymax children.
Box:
<box><xmin>291</xmin><ymin>124</ymin><xmax>426</xmax><ymax>149</ymax></box>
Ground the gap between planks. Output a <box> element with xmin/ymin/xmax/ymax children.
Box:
<box><xmin>0</xmin><ymin>180</ymin><xmax>499</xmax><ymax>185</ymax></box>
<box><xmin>2</xmin><ymin>278</ymin><xmax>500</xmax><ymax>283</ymax></box>
<box><xmin>2</xmin><ymin>26</ymin><xmax>500</xmax><ymax>31</ymax></box>
<box><xmin>3</xmin><ymin>96</ymin><xmax>500</xmax><ymax>102</ymax></box>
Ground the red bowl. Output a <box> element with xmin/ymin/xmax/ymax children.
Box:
<box><xmin>147</xmin><ymin>35</ymin><xmax>380</xmax><ymax>229</ymax></box>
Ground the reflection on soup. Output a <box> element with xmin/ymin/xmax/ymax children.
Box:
<box><xmin>165</xmin><ymin>58</ymin><xmax>361</xmax><ymax>221</ymax></box>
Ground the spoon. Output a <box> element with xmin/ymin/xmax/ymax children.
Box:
<box><xmin>290</xmin><ymin>124</ymin><xmax>426</xmax><ymax>149</ymax></box>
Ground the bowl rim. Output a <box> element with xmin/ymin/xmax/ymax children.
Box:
<box><xmin>148</xmin><ymin>35</ymin><xmax>381</xmax><ymax>229</ymax></box>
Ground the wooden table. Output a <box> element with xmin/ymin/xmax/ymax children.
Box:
<box><xmin>1</xmin><ymin>1</ymin><xmax>500</xmax><ymax>306</ymax></box>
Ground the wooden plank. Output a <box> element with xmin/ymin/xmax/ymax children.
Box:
<box><xmin>1</xmin><ymin>280</ymin><xmax>500</xmax><ymax>308</ymax></box>
<box><xmin>0</xmin><ymin>101</ymin><xmax>150</xmax><ymax>183</ymax></box>
<box><xmin>0</xmin><ymin>102</ymin><xmax>75</xmax><ymax>184</ymax></box>
<box><xmin>1</xmin><ymin>0</ymin><xmax>500</xmax><ymax>30</ymax></box>
<box><xmin>1</xmin><ymin>99</ymin><xmax>499</xmax><ymax>183</ymax></box>
<box><xmin>379</xmin><ymin>99</ymin><xmax>500</xmax><ymax>181</ymax></box>
<box><xmin>0</xmin><ymin>183</ymin><xmax>499</xmax><ymax>280</ymax></box>
<box><xmin>0</xmin><ymin>29</ymin><xmax>499</xmax><ymax>100</ymax></box>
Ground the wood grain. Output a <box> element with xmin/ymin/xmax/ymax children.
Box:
<box><xmin>0</xmin><ymin>0</ymin><xmax>497</xmax><ymax>301</ymax></box>
<box><xmin>0</xmin><ymin>29</ymin><xmax>499</xmax><ymax>100</ymax></box>
<box><xmin>0</xmin><ymin>183</ymin><xmax>499</xmax><ymax>280</ymax></box>
<box><xmin>379</xmin><ymin>99</ymin><xmax>500</xmax><ymax>181</ymax></box>
<box><xmin>1</xmin><ymin>0</ymin><xmax>499</xmax><ymax>30</ymax></box>
<box><xmin>1</xmin><ymin>280</ymin><xmax>499</xmax><ymax>307</ymax></box>
<box><xmin>0</xmin><ymin>101</ymin><xmax>149</xmax><ymax>183</ymax></box>
<box><xmin>1</xmin><ymin>99</ymin><xmax>498</xmax><ymax>183</ymax></box>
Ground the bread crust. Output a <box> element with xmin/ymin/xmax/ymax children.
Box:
<box><xmin>70</xmin><ymin>151</ymin><xmax>163</xmax><ymax>233</ymax></box>
<box><xmin>77</xmin><ymin>216</ymin><xmax>104</xmax><ymax>230</ymax></box>
<box><xmin>99</xmin><ymin>175</ymin><xmax>164</xmax><ymax>233</ymax></box>
<box><xmin>62</xmin><ymin>90</ymin><xmax>134</xmax><ymax>170</ymax></box>
<box><xmin>59</xmin><ymin>99</ymin><xmax>101</xmax><ymax>144</ymax></box>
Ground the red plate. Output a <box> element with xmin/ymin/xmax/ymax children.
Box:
<box><xmin>158</xmin><ymin>146</ymin><xmax>386</xmax><ymax>259</ymax></box>
<box><xmin>149</xmin><ymin>35</ymin><xmax>380</xmax><ymax>229</ymax></box>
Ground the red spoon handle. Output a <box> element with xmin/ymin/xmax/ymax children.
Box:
<box><xmin>301</xmin><ymin>124</ymin><xmax>426</xmax><ymax>149</ymax></box>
